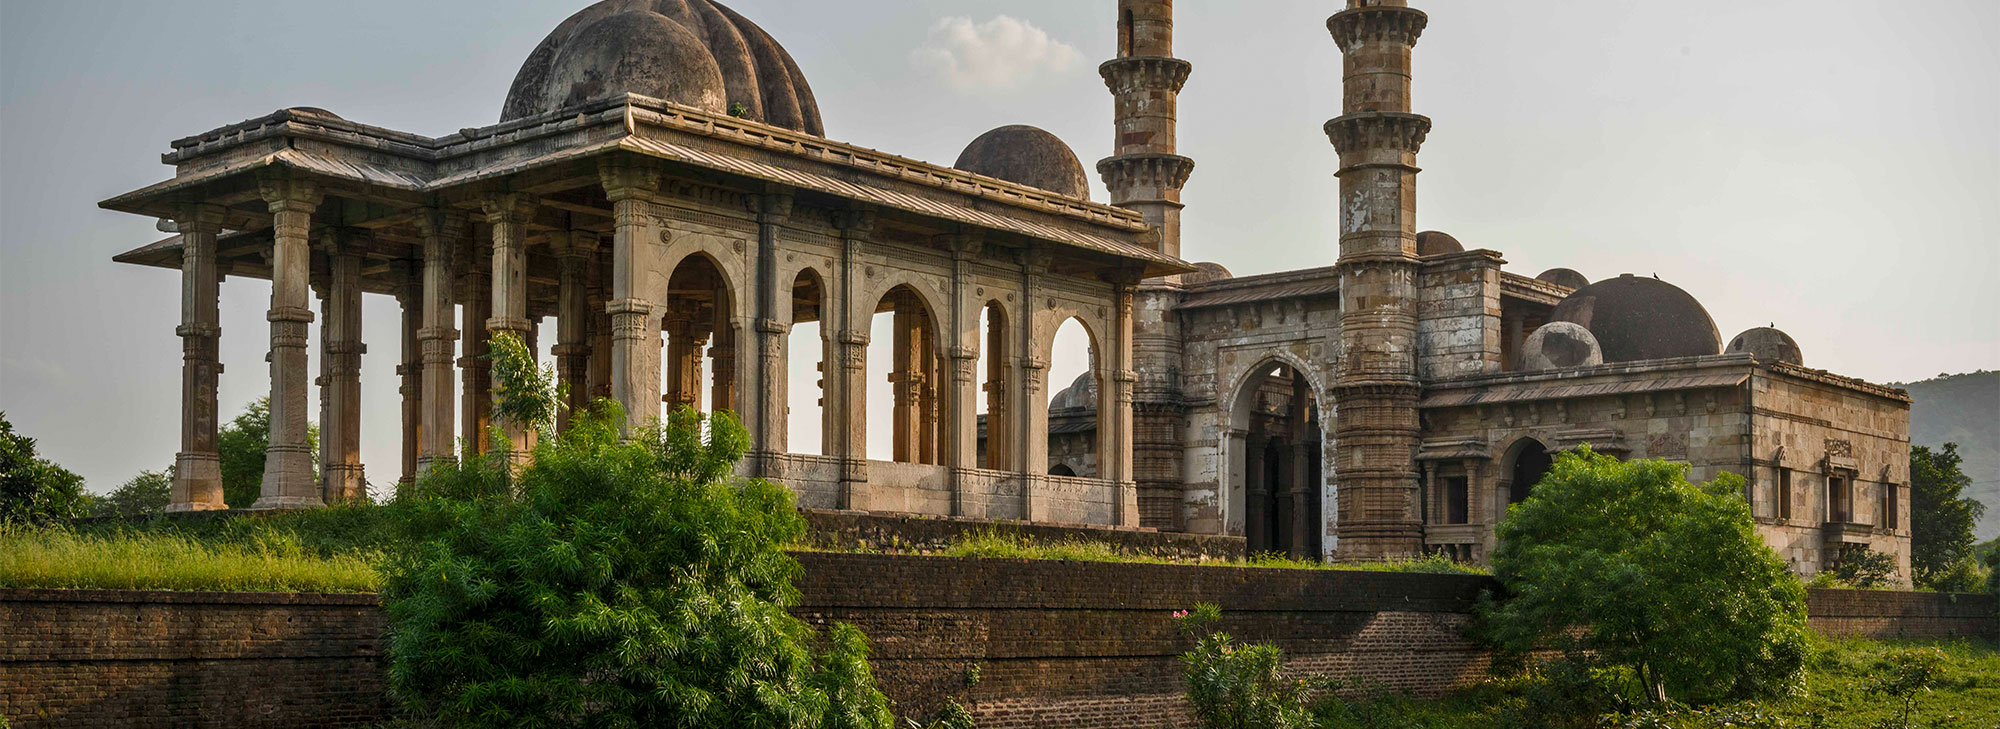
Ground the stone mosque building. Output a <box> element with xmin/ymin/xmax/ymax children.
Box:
<box><xmin>104</xmin><ymin>0</ymin><xmax>1912</xmax><ymax>581</ymax></box>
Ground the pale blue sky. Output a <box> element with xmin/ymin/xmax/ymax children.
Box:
<box><xmin>2</xmin><ymin>1</ymin><xmax>1995</xmax><ymax>493</ymax></box>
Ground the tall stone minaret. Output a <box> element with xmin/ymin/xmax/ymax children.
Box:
<box><xmin>1098</xmin><ymin>0</ymin><xmax>1193</xmax><ymax>259</ymax></box>
<box><xmin>1326</xmin><ymin>0</ymin><xmax>1429</xmax><ymax>559</ymax></box>
<box><xmin>1100</xmin><ymin>0</ymin><xmax>1197</xmax><ymax>531</ymax></box>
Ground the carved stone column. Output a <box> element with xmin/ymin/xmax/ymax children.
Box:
<box><xmin>1018</xmin><ymin>254</ymin><xmax>1050</xmax><ymax>521</ymax></box>
<box><xmin>587</xmin><ymin>246</ymin><xmax>614</xmax><ymax>402</ymax></box>
<box><xmin>552</xmin><ymin>230</ymin><xmax>598</xmax><ymax>432</ymax></box>
<box><xmin>416</xmin><ymin>209</ymin><xmax>464</xmax><ymax>473</ymax></box>
<box><xmin>663</xmin><ymin>314</ymin><xmax>707</xmax><ymax>411</ymax></box>
<box><xmin>252</xmin><ymin>172</ymin><xmax>323</xmax><ymax>510</ymax></box>
<box><xmin>709</xmin><ymin>302</ymin><xmax>735</xmax><ymax>413</ymax></box>
<box><xmin>484</xmin><ymin>194</ymin><xmax>537</xmax><ymax>459</ymax></box>
<box><xmin>459</xmin><ymin>235</ymin><xmax>492</xmax><ymax>454</ymax></box>
<box><xmin>169</xmin><ymin>203</ymin><xmax>228</xmax><ymax>511</ymax></box>
<box><xmin>947</xmin><ymin>235</ymin><xmax>981</xmax><ymax>515</ymax></box>
<box><xmin>1288</xmin><ymin>372</ymin><xmax>1313</xmax><ymax>559</ymax></box>
<box><xmin>1111</xmin><ymin>284</ymin><xmax>1140</xmax><ymax>526</ymax></box>
<box><xmin>396</xmin><ymin>260</ymin><xmax>422</xmax><ymax>486</ymax></box>
<box><xmin>601</xmin><ymin>158</ymin><xmax>664</xmax><ymax>433</ymax></box>
<box><xmin>750</xmin><ymin>192</ymin><xmax>793</xmax><ymax>468</ymax></box>
<box><xmin>832</xmin><ymin>208</ymin><xmax>875</xmax><ymax>507</ymax></box>
<box><xmin>982</xmin><ymin>305</ymin><xmax>1011</xmax><ymax>471</ymax></box>
<box><xmin>317</xmin><ymin>229</ymin><xmax>367</xmax><ymax>503</ymax></box>
<box><xmin>1246</xmin><ymin>429</ymin><xmax>1267</xmax><ymax>552</ymax></box>
<box><xmin>889</xmin><ymin>298</ymin><xmax>917</xmax><ymax>463</ymax></box>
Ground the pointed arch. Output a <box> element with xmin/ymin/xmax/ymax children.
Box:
<box><xmin>1221</xmin><ymin>355</ymin><xmax>1331</xmax><ymax>560</ymax></box>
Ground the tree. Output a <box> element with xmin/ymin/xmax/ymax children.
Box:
<box><xmin>1485</xmin><ymin>448</ymin><xmax>1809</xmax><ymax>705</ymax></box>
<box><xmin>379</xmin><ymin>333</ymin><xmax>894</xmax><ymax>728</ymax></box>
<box><xmin>95</xmin><ymin>468</ymin><xmax>173</xmax><ymax>518</ymax></box>
<box><xmin>1910</xmin><ymin>443</ymin><xmax>1985</xmax><ymax>591</ymax></box>
<box><xmin>218</xmin><ymin>398</ymin><xmax>317</xmax><ymax>509</ymax></box>
<box><xmin>0</xmin><ymin>413</ymin><xmax>91</xmax><ymax>524</ymax></box>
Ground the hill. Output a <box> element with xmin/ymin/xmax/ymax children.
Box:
<box><xmin>1891</xmin><ymin>370</ymin><xmax>2000</xmax><ymax>540</ymax></box>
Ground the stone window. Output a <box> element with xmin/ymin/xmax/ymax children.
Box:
<box><xmin>1829</xmin><ymin>473</ymin><xmax>1854</xmax><ymax>523</ymax></box>
<box><xmin>1881</xmin><ymin>482</ymin><xmax>1898</xmax><ymax>530</ymax></box>
<box><xmin>1776</xmin><ymin>467</ymin><xmax>1793</xmax><ymax>521</ymax></box>
<box><xmin>1445</xmin><ymin>476</ymin><xmax>1469</xmax><ymax>525</ymax></box>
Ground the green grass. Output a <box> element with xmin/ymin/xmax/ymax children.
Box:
<box><xmin>1306</xmin><ymin>635</ymin><xmax>2000</xmax><ymax>729</ymax></box>
<box><xmin>935</xmin><ymin>530</ymin><xmax>1490</xmax><ymax>575</ymax></box>
<box><xmin>0</xmin><ymin>509</ymin><xmax>386</xmax><ymax>593</ymax></box>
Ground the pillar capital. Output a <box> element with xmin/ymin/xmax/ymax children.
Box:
<box><xmin>171</xmin><ymin>203</ymin><xmax>229</xmax><ymax>235</ymax></box>
<box><xmin>550</xmin><ymin>230</ymin><xmax>601</xmax><ymax>259</ymax></box>
<box><xmin>598</xmin><ymin>156</ymin><xmax>663</xmax><ymax>202</ymax></box>
<box><xmin>831</xmin><ymin>207</ymin><xmax>876</xmax><ymax>236</ymax></box>
<box><xmin>751</xmin><ymin>190</ymin><xmax>794</xmax><ymax>223</ymax></box>
<box><xmin>481</xmin><ymin>193</ymin><xmax>539</xmax><ymax>227</ymax></box>
<box><xmin>1327</xmin><ymin>5</ymin><xmax>1428</xmax><ymax>51</ymax></box>
<box><xmin>1098</xmin><ymin>56</ymin><xmax>1191</xmax><ymax>95</ymax></box>
<box><xmin>256</xmin><ymin>170</ymin><xmax>323</xmax><ymax>214</ymax></box>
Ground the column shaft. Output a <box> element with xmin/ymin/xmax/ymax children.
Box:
<box><xmin>484</xmin><ymin>194</ymin><xmax>536</xmax><ymax>458</ymax></box>
<box><xmin>252</xmin><ymin>174</ymin><xmax>322</xmax><ymax>509</ymax></box>
<box><xmin>417</xmin><ymin>210</ymin><xmax>463</xmax><ymax>473</ymax></box>
<box><xmin>397</xmin><ymin>263</ymin><xmax>422</xmax><ymax>486</ymax></box>
<box><xmin>170</xmin><ymin>205</ymin><xmax>227</xmax><ymax>511</ymax></box>
<box><xmin>320</xmin><ymin>232</ymin><xmax>366</xmax><ymax>503</ymax></box>
<box><xmin>553</xmin><ymin>231</ymin><xmax>596</xmax><ymax>432</ymax></box>
<box><xmin>601</xmin><ymin>159</ymin><xmax>665</xmax><ymax>434</ymax></box>
<box><xmin>459</xmin><ymin>240</ymin><xmax>492</xmax><ymax>454</ymax></box>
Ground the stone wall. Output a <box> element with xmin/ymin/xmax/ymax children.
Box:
<box><xmin>0</xmin><ymin>589</ymin><xmax>387</xmax><ymax>729</ymax></box>
<box><xmin>4</xmin><ymin>565</ymin><xmax>1991</xmax><ymax>729</ymax></box>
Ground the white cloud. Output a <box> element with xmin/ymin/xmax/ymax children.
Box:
<box><xmin>911</xmin><ymin>15</ymin><xmax>1084</xmax><ymax>90</ymax></box>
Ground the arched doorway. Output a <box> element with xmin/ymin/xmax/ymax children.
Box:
<box><xmin>785</xmin><ymin>269</ymin><xmax>828</xmax><ymax>454</ymax></box>
<box><xmin>1505</xmin><ymin>438</ymin><xmax>1552</xmax><ymax>505</ymax></box>
<box><xmin>660</xmin><ymin>253</ymin><xmax>736</xmax><ymax>419</ymax></box>
<box><xmin>1226</xmin><ymin>361</ymin><xmax>1325</xmax><ymax>560</ymax></box>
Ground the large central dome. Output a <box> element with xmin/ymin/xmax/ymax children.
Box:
<box><xmin>501</xmin><ymin>0</ymin><xmax>824</xmax><ymax>135</ymax></box>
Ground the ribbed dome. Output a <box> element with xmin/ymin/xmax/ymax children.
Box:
<box><xmin>1536</xmin><ymin>267</ymin><xmax>1590</xmax><ymax>290</ymax></box>
<box><xmin>1183</xmin><ymin>262</ymin><xmax>1234</xmax><ymax>285</ymax></box>
<box><xmin>1550</xmin><ymin>274</ymin><xmax>1721</xmax><ymax>363</ymax></box>
<box><xmin>1050</xmin><ymin>371</ymin><xmax>1098</xmax><ymax>411</ymax></box>
<box><xmin>953</xmin><ymin>125</ymin><xmax>1091</xmax><ymax>200</ymax></box>
<box><xmin>1416</xmin><ymin>231</ymin><xmax>1463</xmax><ymax>257</ymax></box>
<box><xmin>1727</xmin><ymin>327</ymin><xmax>1803</xmax><ymax>366</ymax></box>
<box><xmin>502</xmin><ymin>0</ymin><xmax>823</xmax><ymax>135</ymax></box>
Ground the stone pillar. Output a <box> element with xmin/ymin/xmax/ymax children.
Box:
<box><xmin>833</xmin><ymin>209</ymin><xmax>875</xmax><ymax>508</ymax></box>
<box><xmin>396</xmin><ymin>261</ymin><xmax>422</xmax><ymax>487</ymax></box>
<box><xmin>416</xmin><ymin>210</ymin><xmax>464</xmax><ymax>473</ymax></box>
<box><xmin>252</xmin><ymin>172</ymin><xmax>323</xmax><ymax>510</ymax></box>
<box><xmin>587</xmin><ymin>246</ymin><xmax>614</xmax><ymax>402</ymax></box>
<box><xmin>916</xmin><ymin>309</ymin><xmax>940</xmax><ymax>465</ymax></box>
<box><xmin>552</xmin><ymin>230</ymin><xmax>597</xmax><ymax>432</ymax></box>
<box><xmin>1288</xmin><ymin>372</ymin><xmax>1313</xmax><ymax>559</ymax></box>
<box><xmin>751</xmin><ymin>192</ymin><xmax>793</xmax><ymax>468</ymax></box>
<box><xmin>664</xmin><ymin>314</ymin><xmax>707</xmax><ymax>412</ymax></box>
<box><xmin>1111</xmin><ymin>285</ymin><xmax>1140</xmax><ymax>526</ymax></box>
<box><xmin>889</xmin><ymin>299</ymin><xmax>917</xmax><ymax>463</ymax></box>
<box><xmin>600</xmin><ymin>158</ymin><xmax>664</xmax><ymax>434</ymax></box>
<box><xmin>169</xmin><ymin>204</ymin><xmax>228</xmax><ymax>512</ymax></box>
<box><xmin>982</xmin><ymin>305</ymin><xmax>1010</xmax><ymax>471</ymax></box>
<box><xmin>484</xmin><ymin>194</ymin><xmax>537</xmax><ymax>458</ymax></box>
<box><xmin>947</xmin><ymin>237</ymin><xmax>981</xmax><ymax>515</ymax></box>
<box><xmin>459</xmin><ymin>234</ymin><xmax>492</xmax><ymax>454</ymax></box>
<box><xmin>709</xmin><ymin>302</ymin><xmax>735</xmax><ymax>413</ymax></box>
<box><xmin>1246</xmin><ymin>429</ymin><xmax>1267</xmax><ymax>552</ymax></box>
<box><xmin>1018</xmin><ymin>256</ymin><xmax>1049</xmax><ymax>521</ymax></box>
<box><xmin>1326</xmin><ymin>0</ymin><xmax>1430</xmax><ymax>560</ymax></box>
<box><xmin>318</xmin><ymin>229</ymin><xmax>367</xmax><ymax>503</ymax></box>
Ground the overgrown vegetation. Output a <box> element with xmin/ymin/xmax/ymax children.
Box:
<box><xmin>219</xmin><ymin>397</ymin><xmax>319</xmax><ymax>508</ymax></box>
<box><xmin>933</xmin><ymin>530</ymin><xmax>1489</xmax><ymax>575</ymax></box>
<box><xmin>1485</xmin><ymin>447</ymin><xmax>1808</xmax><ymax>705</ymax></box>
<box><xmin>377</xmin><ymin>332</ymin><xmax>895</xmax><ymax>728</ymax></box>
<box><xmin>1810</xmin><ymin>547</ymin><xmax>1901</xmax><ymax>590</ymax></box>
<box><xmin>92</xmin><ymin>468</ymin><xmax>171</xmax><ymax>518</ymax></box>
<box><xmin>0</xmin><ymin>522</ymin><xmax>378</xmax><ymax>593</ymax></box>
<box><xmin>0</xmin><ymin>412</ymin><xmax>90</xmax><ymax>524</ymax></box>
<box><xmin>1912</xmin><ymin>443</ymin><xmax>1989</xmax><ymax>593</ymax></box>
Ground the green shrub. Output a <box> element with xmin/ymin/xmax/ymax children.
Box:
<box><xmin>1866</xmin><ymin>647</ymin><xmax>1948</xmax><ymax>729</ymax></box>
<box><xmin>378</xmin><ymin>332</ymin><xmax>894</xmax><ymax>728</ymax></box>
<box><xmin>1830</xmin><ymin>547</ymin><xmax>1898</xmax><ymax>589</ymax></box>
<box><xmin>1484</xmin><ymin>448</ymin><xmax>1809</xmax><ymax>705</ymax></box>
<box><xmin>94</xmin><ymin>469</ymin><xmax>172</xmax><ymax>518</ymax></box>
<box><xmin>1175</xmin><ymin>602</ymin><xmax>1319</xmax><ymax>729</ymax></box>
<box><xmin>0</xmin><ymin>413</ymin><xmax>90</xmax><ymax>525</ymax></box>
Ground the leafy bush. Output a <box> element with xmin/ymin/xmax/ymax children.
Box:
<box><xmin>94</xmin><ymin>469</ymin><xmax>172</xmax><ymax>518</ymax></box>
<box><xmin>0</xmin><ymin>413</ymin><xmax>90</xmax><ymax>525</ymax></box>
<box><xmin>378</xmin><ymin>332</ymin><xmax>894</xmax><ymax>728</ymax></box>
<box><xmin>1829</xmin><ymin>547</ymin><xmax>1898</xmax><ymax>589</ymax></box>
<box><xmin>1484</xmin><ymin>448</ymin><xmax>1809</xmax><ymax>705</ymax></box>
<box><xmin>1175</xmin><ymin>602</ymin><xmax>1319</xmax><ymax>729</ymax></box>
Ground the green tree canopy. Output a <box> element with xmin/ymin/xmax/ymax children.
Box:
<box><xmin>0</xmin><ymin>412</ymin><xmax>90</xmax><ymax>524</ymax></box>
<box><xmin>1910</xmin><ymin>443</ymin><xmax>1986</xmax><ymax>591</ymax></box>
<box><xmin>218</xmin><ymin>398</ymin><xmax>317</xmax><ymax>509</ymax></box>
<box><xmin>378</xmin><ymin>333</ymin><xmax>894</xmax><ymax>728</ymax></box>
<box><xmin>1485</xmin><ymin>448</ymin><xmax>1808</xmax><ymax>705</ymax></box>
<box><xmin>95</xmin><ymin>468</ymin><xmax>173</xmax><ymax>518</ymax></box>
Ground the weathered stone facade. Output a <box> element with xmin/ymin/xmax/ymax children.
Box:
<box><xmin>111</xmin><ymin>0</ymin><xmax>1911</xmax><ymax>581</ymax></box>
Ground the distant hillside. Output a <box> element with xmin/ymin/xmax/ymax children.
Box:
<box><xmin>1890</xmin><ymin>370</ymin><xmax>2000</xmax><ymax>540</ymax></box>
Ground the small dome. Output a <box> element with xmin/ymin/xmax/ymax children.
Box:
<box><xmin>953</xmin><ymin>125</ymin><xmax>1091</xmax><ymax>200</ymax></box>
<box><xmin>284</xmin><ymin>107</ymin><xmax>343</xmax><ymax>120</ymax></box>
<box><xmin>1521</xmin><ymin>321</ymin><xmax>1604</xmax><ymax>371</ymax></box>
<box><xmin>1536</xmin><ymin>267</ymin><xmax>1589</xmax><ymax>290</ymax></box>
<box><xmin>1416</xmin><ymin>231</ymin><xmax>1464</xmax><ymax>257</ymax></box>
<box><xmin>1727</xmin><ymin>327</ymin><xmax>1803</xmax><ymax>366</ymax></box>
<box><xmin>1184</xmin><ymin>262</ymin><xmax>1234</xmax><ymax>285</ymax></box>
<box><xmin>501</xmin><ymin>0</ymin><xmax>823</xmax><ymax>135</ymax></box>
<box><xmin>1550</xmin><ymin>274</ymin><xmax>1721</xmax><ymax>363</ymax></box>
<box><xmin>1050</xmin><ymin>371</ymin><xmax>1098</xmax><ymax>411</ymax></box>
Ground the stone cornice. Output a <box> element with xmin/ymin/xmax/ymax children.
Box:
<box><xmin>1098</xmin><ymin>56</ymin><xmax>1192</xmax><ymax>95</ymax></box>
<box><xmin>1096</xmin><ymin>154</ymin><xmax>1196</xmax><ymax>194</ymax></box>
<box><xmin>1327</xmin><ymin>5</ymin><xmax>1428</xmax><ymax>51</ymax></box>
<box><xmin>1325</xmin><ymin>112</ymin><xmax>1432</xmax><ymax>157</ymax></box>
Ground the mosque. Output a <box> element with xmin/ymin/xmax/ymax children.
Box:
<box><xmin>103</xmin><ymin>0</ymin><xmax>1912</xmax><ymax>582</ymax></box>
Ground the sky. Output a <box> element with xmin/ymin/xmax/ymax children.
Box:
<box><xmin>1</xmin><ymin>0</ymin><xmax>1995</xmax><ymax>495</ymax></box>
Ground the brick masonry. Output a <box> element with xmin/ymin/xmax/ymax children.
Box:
<box><xmin>2</xmin><ymin>561</ymin><xmax>1992</xmax><ymax>729</ymax></box>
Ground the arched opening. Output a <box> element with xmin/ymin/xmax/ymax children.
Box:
<box><xmin>865</xmin><ymin>284</ymin><xmax>944</xmax><ymax>464</ymax></box>
<box><xmin>1225</xmin><ymin>361</ymin><xmax>1325</xmax><ymax>560</ymax></box>
<box><xmin>1045</xmin><ymin>317</ymin><xmax>1098</xmax><ymax>478</ymax></box>
<box><xmin>1049</xmin><ymin>463</ymin><xmax>1077</xmax><ymax>477</ymax></box>
<box><xmin>659</xmin><ymin>253</ymin><xmax>736</xmax><ymax>420</ymax></box>
<box><xmin>975</xmin><ymin>301</ymin><xmax>1009</xmax><ymax>470</ymax></box>
<box><xmin>785</xmin><ymin>269</ymin><xmax>828</xmax><ymax>455</ymax></box>
<box><xmin>1505</xmin><ymin>438</ymin><xmax>1553</xmax><ymax>505</ymax></box>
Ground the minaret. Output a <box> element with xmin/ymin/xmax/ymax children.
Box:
<box><xmin>1099</xmin><ymin>0</ymin><xmax>1197</xmax><ymax>530</ymax></box>
<box><xmin>1098</xmin><ymin>0</ymin><xmax>1193</xmax><ymax>258</ymax></box>
<box><xmin>1326</xmin><ymin>0</ymin><xmax>1430</xmax><ymax>559</ymax></box>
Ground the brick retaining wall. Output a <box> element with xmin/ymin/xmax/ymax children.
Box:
<box><xmin>2</xmin><ymin>560</ymin><xmax>1993</xmax><ymax>729</ymax></box>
